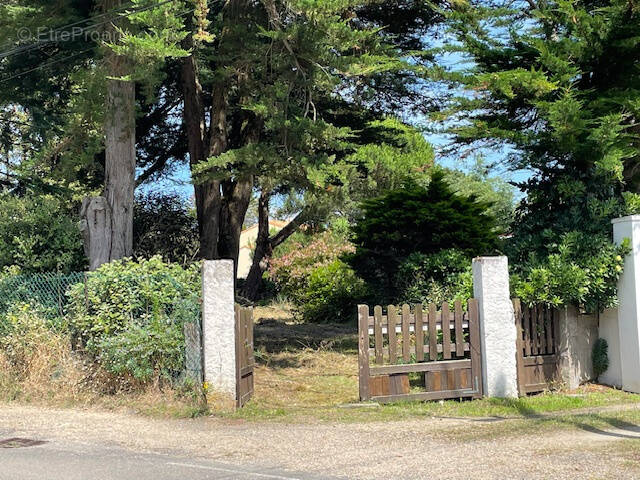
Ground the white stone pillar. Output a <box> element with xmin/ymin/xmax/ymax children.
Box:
<box><xmin>202</xmin><ymin>260</ymin><xmax>236</xmax><ymax>399</ymax></box>
<box><xmin>472</xmin><ymin>256</ymin><xmax>519</xmax><ymax>398</ymax></box>
<box><xmin>612</xmin><ymin>215</ymin><xmax>640</xmax><ymax>393</ymax></box>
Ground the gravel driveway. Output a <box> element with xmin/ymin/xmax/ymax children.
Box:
<box><xmin>1</xmin><ymin>404</ymin><xmax>640</xmax><ymax>479</ymax></box>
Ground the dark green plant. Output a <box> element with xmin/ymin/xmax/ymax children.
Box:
<box><xmin>0</xmin><ymin>194</ymin><xmax>85</xmax><ymax>273</ymax></box>
<box><xmin>593</xmin><ymin>338</ymin><xmax>609</xmax><ymax>379</ymax></box>
<box><xmin>298</xmin><ymin>260</ymin><xmax>369</xmax><ymax>324</ymax></box>
<box><xmin>133</xmin><ymin>192</ymin><xmax>199</xmax><ymax>265</ymax></box>
<box><xmin>513</xmin><ymin>233</ymin><xmax>630</xmax><ymax>313</ymax></box>
<box><xmin>395</xmin><ymin>250</ymin><xmax>473</xmax><ymax>307</ymax></box>
<box><xmin>349</xmin><ymin>170</ymin><xmax>499</xmax><ymax>301</ymax></box>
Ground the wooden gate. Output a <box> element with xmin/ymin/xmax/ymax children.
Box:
<box><xmin>513</xmin><ymin>299</ymin><xmax>560</xmax><ymax>395</ymax></box>
<box><xmin>358</xmin><ymin>300</ymin><xmax>483</xmax><ymax>403</ymax></box>
<box><xmin>235</xmin><ymin>305</ymin><xmax>255</xmax><ymax>408</ymax></box>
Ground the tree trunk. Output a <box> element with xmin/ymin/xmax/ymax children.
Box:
<box><xmin>104</xmin><ymin>70</ymin><xmax>135</xmax><ymax>260</ymax></box>
<box><xmin>181</xmin><ymin>50</ymin><xmax>222</xmax><ymax>259</ymax></box>
<box><xmin>241</xmin><ymin>201</ymin><xmax>309</xmax><ymax>301</ymax></box>
<box><xmin>242</xmin><ymin>190</ymin><xmax>272</xmax><ymax>300</ymax></box>
<box><xmin>218</xmin><ymin>176</ymin><xmax>253</xmax><ymax>276</ymax></box>
<box><xmin>82</xmin><ymin>0</ymin><xmax>136</xmax><ymax>269</ymax></box>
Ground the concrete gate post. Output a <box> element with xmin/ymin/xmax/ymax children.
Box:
<box><xmin>472</xmin><ymin>256</ymin><xmax>519</xmax><ymax>398</ymax></box>
<box><xmin>612</xmin><ymin>215</ymin><xmax>640</xmax><ymax>393</ymax></box>
<box><xmin>201</xmin><ymin>260</ymin><xmax>236</xmax><ymax>402</ymax></box>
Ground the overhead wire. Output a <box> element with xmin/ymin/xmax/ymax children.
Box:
<box><xmin>0</xmin><ymin>4</ymin><xmax>194</xmax><ymax>84</ymax></box>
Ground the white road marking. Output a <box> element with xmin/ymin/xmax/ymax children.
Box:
<box><xmin>166</xmin><ymin>461</ymin><xmax>304</xmax><ymax>479</ymax></box>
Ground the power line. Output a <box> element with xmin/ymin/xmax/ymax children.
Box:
<box><xmin>0</xmin><ymin>49</ymin><xmax>94</xmax><ymax>84</ymax></box>
<box><xmin>0</xmin><ymin>7</ymin><xmax>195</xmax><ymax>84</ymax></box>
<box><xmin>0</xmin><ymin>0</ymin><xmax>138</xmax><ymax>53</ymax></box>
<box><xmin>0</xmin><ymin>0</ymin><xmax>184</xmax><ymax>61</ymax></box>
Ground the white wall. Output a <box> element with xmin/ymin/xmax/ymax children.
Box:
<box><xmin>598</xmin><ymin>307</ymin><xmax>623</xmax><ymax>388</ymax></box>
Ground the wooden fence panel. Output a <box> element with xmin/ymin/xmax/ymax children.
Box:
<box><xmin>359</xmin><ymin>301</ymin><xmax>483</xmax><ymax>403</ymax></box>
<box><xmin>415</xmin><ymin>306</ymin><xmax>424</xmax><ymax>363</ymax></box>
<box><xmin>388</xmin><ymin>305</ymin><xmax>397</xmax><ymax>364</ymax></box>
<box><xmin>402</xmin><ymin>304</ymin><xmax>411</xmax><ymax>363</ymax></box>
<box><xmin>513</xmin><ymin>300</ymin><xmax>560</xmax><ymax>396</ymax></box>
<box><xmin>235</xmin><ymin>305</ymin><xmax>255</xmax><ymax>408</ymax></box>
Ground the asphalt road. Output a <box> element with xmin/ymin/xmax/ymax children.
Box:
<box><xmin>0</xmin><ymin>436</ymin><xmax>338</xmax><ymax>480</ymax></box>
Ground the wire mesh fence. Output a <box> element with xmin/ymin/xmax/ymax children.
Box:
<box><xmin>0</xmin><ymin>271</ymin><xmax>85</xmax><ymax>319</ymax></box>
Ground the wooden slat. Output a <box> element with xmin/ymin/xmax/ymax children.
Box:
<box><xmin>387</xmin><ymin>305</ymin><xmax>397</xmax><ymax>364</ymax></box>
<box><xmin>428</xmin><ymin>303</ymin><xmax>438</xmax><ymax>361</ymax></box>
<box><xmin>530</xmin><ymin>304</ymin><xmax>539</xmax><ymax>355</ymax></box>
<box><xmin>523</xmin><ymin>355</ymin><xmax>558</xmax><ymax>366</ymax></box>
<box><xmin>545</xmin><ymin>306</ymin><xmax>554</xmax><ymax>355</ymax></box>
<box><xmin>374</xmin><ymin>306</ymin><xmax>383</xmax><ymax>364</ymax></box>
<box><xmin>454</xmin><ymin>300</ymin><xmax>464</xmax><ymax>357</ymax></box>
<box><xmin>369</xmin><ymin>342</ymin><xmax>471</xmax><ymax>359</ymax></box>
<box><xmin>513</xmin><ymin>299</ymin><xmax>525</xmax><ymax>397</ymax></box>
<box><xmin>553</xmin><ymin>308</ymin><xmax>560</xmax><ymax>357</ymax></box>
<box><xmin>538</xmin><ymin>305</ymin><xmax>547</xmax><ymax>354</ymax></box>
<box><xmin>372</xmin><ymin>388</ymin><xmax>476</xmax><ymax>403</ymax></box>
<box><xmin>370</xmin><ymin>359</ymin><xmax>471</xmax><ymax>376</ymax></box>
<box><xmin>468</xmin><ymin>298</ymin><xmax>483</xmax><ymax>398</ymax></box>
<box><xmin>414</xmin><ymin>304</ymin><xmax>424</xmax><ymax>362</ymax></box>
<box><xmin>442</xmin><ymin>302</ymin><xmax>451</xmax><ymax>360</ymax></box>
<box><xmin>401</xmin><ymin>304</ymin><xmax>411</xmax><ymax>362</ymax></box>
<box><xmin>523</xmin><ymin>305</ymin><xmax>532</xmax><ymax>356</ymax></box>
<box><xmin>358</xmin><ymin>305</ymin><xmax>371</xmax><ymax>401</ymax></box>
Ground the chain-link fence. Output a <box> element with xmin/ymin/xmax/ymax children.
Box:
<box><xmin>0</xmin><ymin>271</ymin><xmax>85</xmax><ymax>320</ymax></box>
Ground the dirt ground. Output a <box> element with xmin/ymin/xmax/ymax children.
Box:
<box><xmin>1</xmin><ymin>403</ymin><xmax>640</xmax><ymax>479</ymax></box>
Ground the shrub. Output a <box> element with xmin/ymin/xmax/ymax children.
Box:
<box><xmin>395</xmin><ymin>250</ymin><xmax>473</xmax><ymax>306</ymax></box>
<box><xmin>513</xmin><ymin>233</ymin><xmax>630</xmax><ymax>312</ymax></box>
<box><xmin>268</xmin><ymin>231</ymin><xmax>367</xmax><ymax>322</ymax></box>
<box><xmin>0</xmin><ymin>194</ymin><xmax>85</xmax><ymax>273</ymax></box>
<box><xmin>133</xmin><ymin>192</ymin><xmax>200</xmax><ymax>265</ymax></box>
<box><xmin>593</xmin><ymin>338</ymin><xmax>609</xmax><ymax>379</ymax></box>
<box><xmin>67</xmin><ymin>256</ymin><xmax>200</xmax><ymax>383</ymax></box>
<box><xmin>298</xmin><ymin>260</ymin><xmax>369</xmax><ymax>323</ymax></box>
<box><xmin>349</xmin><ymin>170</ymin><xmax>499</xmax><ymax>300</ymax></box>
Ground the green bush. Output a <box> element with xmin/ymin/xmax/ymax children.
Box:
<box><xmin>268</xmin><ymin>231</ymin><xmax>368</xmax><ymax>322</ymax></box>
<box><xmin>298</xmin><ymin>260</ymin><xmax>369</xmax><ymax>323</ymax></box>
<box><xmin>0</xmin><ymin>194</ymin><xmax>85</xmax><ymax>273</ymax></box>
<box><xmin>513</xmin><ymin>233</ymin><xmax>630</xmax><ymax>312</ymax></box>
<box><xmin>133</xmin><ymin>192</ymin><xmax>200</xmax><ymax>265</ymax></box>
<box><xmin>67</xmin><ymin>256</ymin><xmax>200</xmax><ymax>382</ymax></box>
<box><xmin>348</xmin><ymin>169</ymin><xmax>499</xmax><ymax>301</ymax></box>
<box><xmin>395</xmin><ymin>250</ymin><xmax>473</xmax><ymax>306</ymax></box>
<box><xmin>593</xmin><ymin>338</ymin><xmax>609</xmax><ymax>379</ymax></box>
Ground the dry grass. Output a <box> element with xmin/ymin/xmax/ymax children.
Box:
<box><xmin>3</xmin><ymin>303</ymin><xmax>640</xmax><ymax>424</ymax></box>
<box><xmin>0</xmin><ymin>313</ymin><xmax>206</xmax><ymax>418</ymax></box>
<box><xmin>231</xmin><ymin>304</ymin><xmax>640</xmax><ymax>423</ymax></box>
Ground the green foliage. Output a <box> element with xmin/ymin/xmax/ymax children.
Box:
<box><xmin>133</xmin><ymin>192</ymin><xmax>199</xmax><ymax>265</ymax></box>
<box><xmin>443</xmin><ymin>158</ymin><xmax>516</xmax><ymax>231</ymax></box>
<box><xmin>349</xmin><ymin>169</ymin><xmax>499</xmax><ymax>300</ymax></box>
<box><xmin>95</xmin><ymin>316</ymin><xmax>186</xmax><ymax>383</ymax></box>
<box><xmin>442</xmin><ymin>0</ymin><xmax>640</xmax><ymax>309</ymax></box>
<box><xmin>513</xmin><ymin>234</ymin><xmax>630</xmax><ymax>313</ymax></box>
<box><xmin>67</xmin><ymin>256</ymin><xmax>200</xmax><ymax>382</ymax></box>
<box><xmin>268</xmin><ymin>230</ymin><xmax>367</xmax><ymax>322</ymax></box>
<box><xmin>0</xmin><ymin>194</ymin><xmax>85</xmax><ymax>273</ymax></box>
<box><xmin>593</xmin><ymin>338</ymin><xmax>610</xmax><ymax>379</ymax></box>
<box><xmin>395</xmin><ymin>250</ymin><xmax>473</xmax><ymax>307</ymax></box>
<box><xmin>298</xmin><ymin>260</ymin><xmax>369</xmax><ymax>324</ymax></box>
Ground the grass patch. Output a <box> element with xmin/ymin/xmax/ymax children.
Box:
<box><xmin>227</xmin><ymin>305</ymin><xmax>640</xmax><ymax>423</ymax></box>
